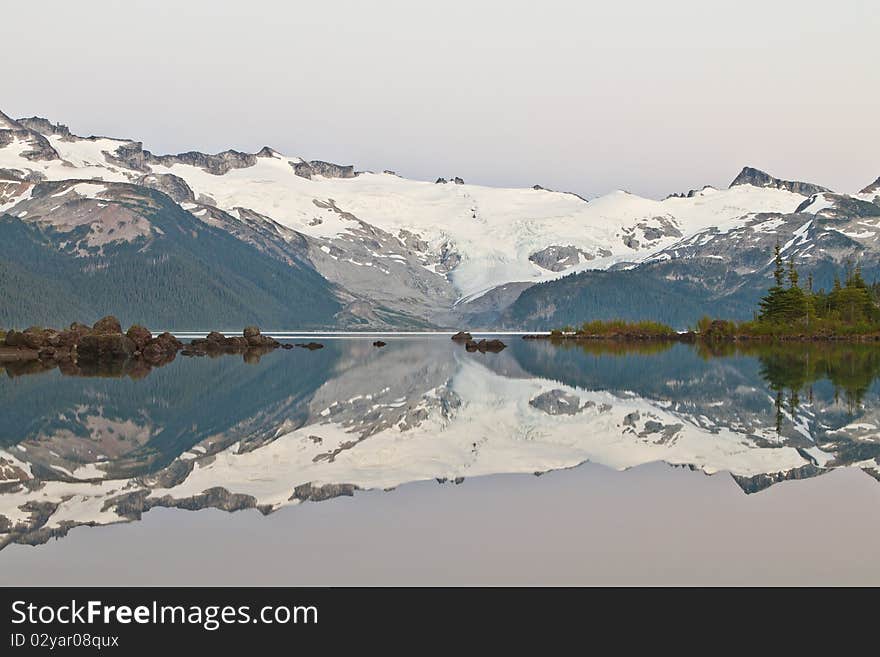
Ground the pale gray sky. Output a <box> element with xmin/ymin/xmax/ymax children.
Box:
<box><xmin>4</xmin><ymin>0</ymin><xmax>878</xmax><ymax>198</ymax></box>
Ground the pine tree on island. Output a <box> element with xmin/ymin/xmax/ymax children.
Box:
<box><xmin>756</xmin><ymin>243</ymin><xmax>879</xmax><ymax>330</ymax></box>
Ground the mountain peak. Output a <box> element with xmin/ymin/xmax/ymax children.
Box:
<box><xmin>860</xmin><ymin>176</ymin><xmax>880</xmax><ymax>196</ymax></box>
<box><xmin>729</xmin><ymin>166</ymin><xmax>830</xmax><ymax>196</ymax></box>
<box><xmin>16</xmin><ymin>116</ymin><xmax>72</xmax><ymax>138</ymax></box>
<box><xmin>0</xmin><ymin>109</ymin><xmax>23</xmax><ymax>130</ymax></box>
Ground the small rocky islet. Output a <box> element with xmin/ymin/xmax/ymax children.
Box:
<box><xmin>0</xmin><ymin>319</ymin><xmax>510</xmax><ymax>378</ymax></box>
<box><xmin>0</xmin><ymin>316</ymin><xmax>326</xmax><ymax>378</ymax></box>
<box><xmin>450</xmin><ymin>331</ymin><xmax>507</xmax><ymax>353</ymax></box>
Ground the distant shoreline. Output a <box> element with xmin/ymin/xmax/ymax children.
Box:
<box><xmin>524</xmin><ymin>332</ymin><xmax>880</xmax><ymax>343</ymax></box>
<box><xmin>165</xmin><ymin>330</ymin><xmax>548</xmax><ymax>339</ymax></box>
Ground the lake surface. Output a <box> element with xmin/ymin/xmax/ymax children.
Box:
<box><xmin>2</xmin><ymin>336</ymin><xmax>880</xmax><ymax>585</ymax></box>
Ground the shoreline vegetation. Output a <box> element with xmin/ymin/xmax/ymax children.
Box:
<box><xmin>529</xmin><ymin>248</ymin><xmax>880</xmax><ymax>343</ymax></box>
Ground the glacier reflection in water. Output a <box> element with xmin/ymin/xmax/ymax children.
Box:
<box><xmin>1</xmin><ymin>337</ymin><xmax>880</xmax><ymax>550</ymax></box>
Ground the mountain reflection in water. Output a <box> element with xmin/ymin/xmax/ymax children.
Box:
<box><xmin>1</xmin><ymin>337</ymin><xmax>879</xmax><ymax>550</ymax></box>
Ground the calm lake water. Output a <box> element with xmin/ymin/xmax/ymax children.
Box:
<box><xmin>2</xmin><ymin>336</ymin><xmax>880</xmax><ymax>585</ymax></box>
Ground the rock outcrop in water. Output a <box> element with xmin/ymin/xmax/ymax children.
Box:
<box><xmin>183</xmin><ymin>326</ymin><xmax>280</xmax><ymax>358</ymax></box>
<box><xmin>0</xmin><ymin>317</ymin><xmax>290</xmax><ymax>378</ymax></box>
<box><xmin>464</xmin><ymin>338</ymin><xmax>506</xmax><ymax>353</ymax></box>
<box><xmin>0</xmin><ymin>315</ymin><xmax>186</xmax><ymax>376</ymax></box>
<box><xmin>295</xmin><ymin>342</ymin><xmax>325</xmax><ymax>350</ymax></box>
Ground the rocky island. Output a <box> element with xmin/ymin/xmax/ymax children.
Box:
<box><xmin>0</xmin><ymin>316</ymin><xmax>321</xmax><ymax>378</ymax></box>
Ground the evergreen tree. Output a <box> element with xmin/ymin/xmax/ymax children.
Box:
<box><xmin>758</xmin><ymin>243</ymin><xmax>788</xmax><ymax>323</ymax></box>
<box><xmin>788</xmin><ymin>256</ymin><xmax>799</xmax><ymax>288</ymax></box>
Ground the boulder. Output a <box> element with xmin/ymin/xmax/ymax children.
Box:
<box><xmin>295</xmin><ymin>342</ymin><xmax>325</xmax><ymax>350</ymax></box>
<box><xmin>58</xmin><ymin>323</ymin><xmax>92</xmax><ymax>348</ymax></box>
<box><xmin>482</xmin><ymin>339</ymin><xmax>507</xmax><ymax>352</ymax></box>
<box><xmin>22</xmin><ymin>327</ymin><xmax>51</xmax><ymax>350</ymax></box>
<box><xmin>244</xmin><ymin>326</ymin><xmax>279</xmax><ymax>347</ymax></box>
<box><xmin>4</xmin><ymin>330</ymin><xmax>26</xmax><ymax>348</ymax></box>
<box><xmin>451</xmin><ymin>331</ymin><xmax>472</xmax><ymax>342</ymax></box>
<box><xmin>142</xmin><ymin>341</ymin><xmax>174</xmax><ymax>365</ymax></box>
<box><xmin>464</xmin><ymin>338</ymin><xmax>506</xmax><ymax>353</ymax></box>
<box><xmin>92</xmin><ymin>315</ymin><xmax>123</xmax><ymax>335</ymax></box>
<box><xmin>206</xmin><ymin>331</ymin><xmax>226</xmax><ymax>343</ymax></box>
<box><xmin>55</xmin><ymin>330</ymin><xmax>82</xmax><ymax>348</ymax></box>
<box><xmin>134</xmin><ymin>331</ymin><xmax>182</xmax><ymax>364</ymax></box>
<box><xmin>126</xmin><ymin>325</ymin><xmax>153</xmax><ymax>350</ymax></box>
<box><xmin>77</xmin><ymin>334</ymin><xmax>136</xmax><ymax>360</ymax></box>
<box><xmin>372</xmin><ymin>340</ymin><xmax>387</xmax><ymax>347</ymax></box>
<box><xmin>152</xmin><ymin>332</ymin><xmax>183</xmax><ymax>351</ymax></box>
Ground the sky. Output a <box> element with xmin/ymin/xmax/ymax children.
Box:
<box><xmin>3</xmin><ymin>0</ymin><xmax>878</xmax><ymax>199</ymax></box>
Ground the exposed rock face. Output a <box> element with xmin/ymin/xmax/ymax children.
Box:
<box><xmin>136</xmin><ymin>173</ymin><xmax>195</xmax><ymax>203</ymax></box>
<box><xmin>147</xmin><ymin>149</ymin><xmax>257</xmax><ymax>175</ymax></box>
<box><xmin>292</xmin><ymin>160</ymin><xmax>356</xmax><ymax>180</ymax></box>
<box><xmin>0</xmin><ymin>168</ymin><xmax>27</xmax><ymax>181</ymax></box>
<box><xmin>290</xmin><ymin>482</ymin><xmax>358</xmax><ymax>502</ymax></box>
<box><xmin>92</xmin><ymin>138</ymin><xmax>275</xmax><ymax>176</ymax></box>
<box><xmin>730</xmin><ymin>166</ymin><xmax>830</xmax><ymax>196</ymax></box>
<box><xmin>529</xmin><ymin>389</ymin><xmax>583</xmax><ymax>415</ymax></box>
<box><xmin>860</xmin><ymin>176</ymin><xmax>880</xmax><ymax>198</ymax></box>
<box><xmin>104</xmin><ymin>141</ymin><xmax>150</xmax><ymax>172</ymax></box>
<box><xmin>620</xmin><ymin>217</ymin><xmax>682</xmax><ymax>251</ymax></box>
<box><xmin>794</xmin><ymin>193</ymin><xmax>880</xmax><ymax>219</ymax></box>
<box><xmin>732</xmin><ymin>463</ymin><xmax>825</xmax><ymax>494</ymax></box>
<box><xmin>0</xmin><ymin>112</ymin><xmax>60</xmax><ymax>162</ymax></box>
<box><xmin>637</xmin><ymin>218</ymin><xmax>682</xmax><ymax>241</ymax></box>
<box><xmin>529</xmin><ymin>245</ymin><xmax>592</xmax><ymax>272</ymax></box>
<box><xmin>665</xmin><ymin>185</ymin><xmax>716</xmax><ymax>199</ymax></box>
<box><xmin>15</xmin><ymin>116</ymin><xmax>73</xmax><ymax>138</ymax></box>
<box><xmin>304</xmin><ymin>199</ymin><xmax>459</xmax><ymax>328</ymax></box>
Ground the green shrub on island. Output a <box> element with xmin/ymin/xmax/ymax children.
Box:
<box><xmin>573</xmin><ymin>319</ymin><xmax>677</xmax><ymax>337</ymax></box>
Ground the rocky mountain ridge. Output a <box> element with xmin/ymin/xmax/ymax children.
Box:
<box><xmin>1</xmin><ymin>108</ymin><xmax>877</xmax><ymax>329</ymax></box>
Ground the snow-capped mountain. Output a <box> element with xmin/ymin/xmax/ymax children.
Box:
<box><xmin>4</xmin><ymin>337</ymin><xmax>877</xmax><ymax>548</ymax></box>
<box><xmin>504</xmin><ymin>192</ymin><xmax>880</xmax><ymax>329</ymax></box>
<box><xmin>1</xmin><ymin>108</ymin><xmax>877</xmax><ymax>328</ymax></box>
